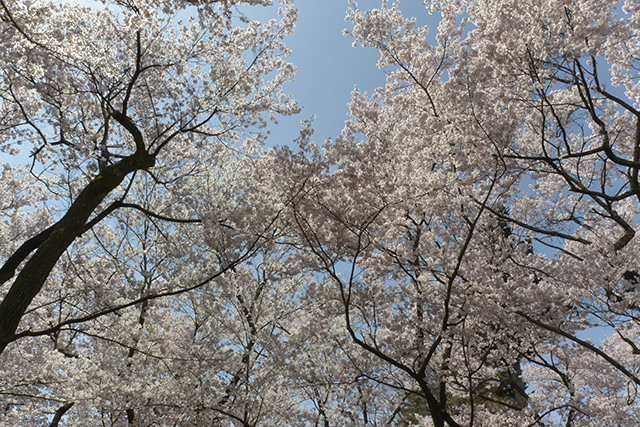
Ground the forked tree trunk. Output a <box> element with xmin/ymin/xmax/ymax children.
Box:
<box><xmin>0</xmin><ymin>150</ymin><xmax>154</xmax><ymax>354</ymax></box>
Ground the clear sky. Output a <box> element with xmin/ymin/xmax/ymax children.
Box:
<box><xmin>252</xmin><ymin>0</ymin><xmax>441</xmax><ymax>148</ymax></box>
<box><xmin>69</xmin><ymin>0</ymin><xmax>439</xmax><ymax>149</ymax></box>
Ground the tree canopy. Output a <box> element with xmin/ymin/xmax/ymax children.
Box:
<box><xmin>1</xmin><ymin>0</ymin><xmax>640</xmax><ymax>426</ymax></box>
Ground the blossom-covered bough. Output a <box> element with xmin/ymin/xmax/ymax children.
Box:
<box><xmin>3</xmin><ymin>0</ymin><xmax>640</xmax><ymax>425</ymax></box>
<box><xmin>0</xmin><ymin>0</ymin><xmax>308</xmax><ymax>424</ymax></box>
<box><xmin>278</xmin><ymin>0</ymin><xmax>640</xmax><ymax>425</ymax></box>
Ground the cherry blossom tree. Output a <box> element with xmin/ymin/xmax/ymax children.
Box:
<box><xmin>5</xmin><ymin>0</ymin><xmax>640</xmax><ymax>425</ymax></box>
<box><xmin>277</xmin><ymin>0</ymin><xmax>640</xmax><ymax>425</ymax></box>
<box><xmin>0</xmin><ymin>0</ymin><xmax>309</xmax><ymax>424</ymax></box>
<box><xmin>0</xmin><ymin>0</ymin><xmax>299</xmax><ymax>352</ymax></box>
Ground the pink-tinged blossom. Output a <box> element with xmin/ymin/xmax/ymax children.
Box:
<box><xmin>3</xmin><ymin>0</ymin><xmax>640</xmax><ymax>425</ymax></box>
<box><xmin>272</xmin><ymin>0</ymin><xmax>640</xmax><ymax>425</ymax></box>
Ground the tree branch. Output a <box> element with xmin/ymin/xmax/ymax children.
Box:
<box><xmin>517</xmin><ymin>311</ymin><xmax>640</xmax><ymax>385</ymax></box>
<box><xmin>48</xmin><ymin>402</ymin><xmax>74</xmax><ymax>427</ymax></box>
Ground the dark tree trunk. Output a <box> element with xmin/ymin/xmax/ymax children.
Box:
<box><xmin>0</xmin><ymin>150</ymin><xmax>154</xmax><ymax>354</ymax></box>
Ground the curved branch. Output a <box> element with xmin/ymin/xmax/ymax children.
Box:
<box><xmin>118</xmin><ymin>202</ymin><xmax>202</xmax><ymax>224</ymax></box>
<box><xmin>517</xmin><ymin>311</ymin><xmax>640</xmax><ymax>385</ymax></box>
<box><xmin>49</xmin><ymin>402</ymin><xmax>74</xmax><ymax>427</ymax></box>
<box><xmin>4</xmin><ymin>260</ymin><xmax>234</xmax><ymax>345</ymax></box>
<box><xmin>481</xmin><ymin>203</ymin><xmax>592</xmax><ymax>245</ymax></box>
<box><xmin>111</xmin><ymin>110</ymin><xmax>146</xmax><ymax>152</ymax></box>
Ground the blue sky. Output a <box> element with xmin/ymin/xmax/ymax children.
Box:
<box><xmin>252</xmin><ymin>0</ymin><xmax>441</xmax><ymax>148</ymax></box>
<box><xmin>70</xmin><ymin>0</ymin><xmax>439</xmax><ymax>149</ymax></box>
